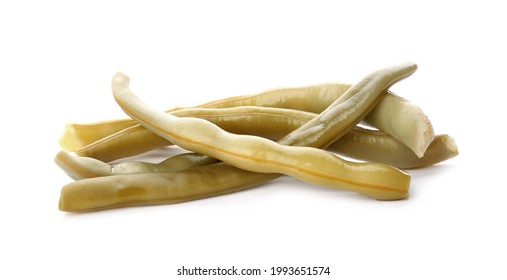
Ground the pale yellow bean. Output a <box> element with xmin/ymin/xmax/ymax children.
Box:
<box><xmin>111</xmin><ymin>63</ymin><xmax>416</xmax><ymax>200</ymax></box>
<box><xmin>60</xmin><ymin>85</ymin><xmax>433</xmax><ymax>156</ymax></box>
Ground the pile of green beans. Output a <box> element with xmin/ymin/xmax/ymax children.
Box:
<box><xmin>55</xmin><ymin>62</ymin><xmax>458</xmax><ymax>212</ymax></box>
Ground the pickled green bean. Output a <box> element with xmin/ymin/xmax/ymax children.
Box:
<box><xmin>59</xmin><ymin>63</ymin><xmax>416</xmax><ymax>211</ymax></box>
<box><xmin>55</xmin><ymin>151</ymin><xmax>218</xmax><ymax>180</ymax></box>
<box><xmin>60</xmin><ymin>84</ymin><xmax>433</xmax><ymax>156</ymax></box>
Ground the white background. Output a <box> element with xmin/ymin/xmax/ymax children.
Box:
<box><xmin>1</xmin><ymin>1</ymin><xmax>505</xmax><ymax>279</ymax></box>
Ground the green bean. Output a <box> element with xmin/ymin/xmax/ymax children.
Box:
<box><xmin>363</xmin><ymin>93</ymin><xmax>433</xmax><ymax>157</ymax></box>
<box><xmin>111</xmin><ymin>64</ymin><xmax>415</xmax><ymax>196</ymax></box>
<box><xmin>277</xmin><ymin>74</ymin><xmax>408</xmax><ymax>149</ymax></box>
<box><xmin>56</xmin><ymin>131</ymin><xmax>457</xmax><ymax>182</ymax></box>
<box><xmin>74</xmin><ymin>107</ymin><xmax>313</xmax><ymax>162</ymax></box>
<box><xmin>60</xmin><ymin>84</ymin><xmax>433</xmax><ymax>156</ymax></box>
<box><xmin>59</xmin><ymin>107</ymin><xmax>181</xmax><ymax>152</ymax></box>
<box><xmin>198</xmin><ymin>83</ymin><xmax>350</xmax><ymax>112</ymax></box>
<box><xmin>205</xmin><ymin>84</ymin><xmax>434</xmax><ymax>155</ymax></box>
<box><xmin>56</xmin><ymin>117</ymin><xmax>456</xmax><ymax>181</ymax></box>
<box><xmin>59</xmin><ymin>120</ymin><xmax>136</xmax><ymax>152</ymax></box>
<box><xmin>59</xmin><ymin>63</ymin><xmax>415</xmax><ymax>211</ymax></box>
<box><xmin>59</xmin><ymin>164</ymin><xmax>279</xmax><ymax>212</ymax></box>
<box><xmin>55</xmin><ymin>151</ymin><xmax>218</xmax><ymax>180</ymax></box>
<box><xmin>58</xmin><ymin>84</ymin><xmax>348</xmax><ymax>151</ymax></box>
<box><xmin>73</xmin><ymin>124</ymin><xmax>169</xmax><ymax>162</ymax></box>
<box><xmin>71</xmin><ymin>106</ymin><xmax>453</xmax><ymax>168</ymax></box>
<box><xmin>57</xmin><ymin>123</ymin><xmax>456</xmax><ymax>182</ymax></box>
<box><xmin>328</xmin><ymin>130</ymin><xmax>458</xmax><ymax>169</ymax></box>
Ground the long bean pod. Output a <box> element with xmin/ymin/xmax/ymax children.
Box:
<box><xmin>55</xmin><ymin>151</ymin><xmax>218</xmax><ymax>180</ymax></box>
<box><xmin>58</xmin><ymin>127</ymin><xmax>456</xmax><ymax>184</ymax></box>
<box><xmin>73</xmin><ymin>107</ymin><xmax>313</xmax><ymax>162</ymax></box>
<box><xmin>112</xmin><ymin>64</ymin><xmax>415</xmax><ymax>195</ymax></box>
<box><xmin>59</xmin><ymin>63</ymin><xmax>415</xmax><ymax>211</ymax></box>
<box><xmin>60</xmin><ymin>84</ymin><xmax>433</xmax><ymax>156</ymax></box>
<box><xmin>71</xmin><ymin>106</ymin><xmax>454</xmax><ymax>168</ymax></box>
<box><xmin>59</xmin><ymin>164</ymin><xmax>279</xmax><ymax>212</ymax></box>
<box><xmin>58</xmin><ymin>84</ymin><xmax>348</xmax><ymax>151</ymax></box>
<box><xmin>363</xmin><ymin>93</ymin><xmax>433</xmax><ymax>157</ymax></box>
<box><xmin>57</xmin><ymin>131</ymin><xmax>457</xmax><ymax>181</ymax></box>
<box><xmin>328</xmin><ymin>130</ymin><xmax>458</xmax><ymax>169</ymax></box>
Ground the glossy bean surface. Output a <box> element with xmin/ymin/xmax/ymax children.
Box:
<box><xmin>55</xmin><ymin>151</ymin><xmax>218</xmax><ymax>180</ymax></box>
<box><xmin>111</xmin><ymin>64</ymin><xmax>415</xmax><ymax>198</ymax></box>
<box><xmin>59</xmin><ymin>63</ymin><xmax>416</xmax><ymax>211</ymax></box>
<box><xmin>61</xmin><ymin>84</ymin><xmax>433</xmax><ymax>156</ymax></box>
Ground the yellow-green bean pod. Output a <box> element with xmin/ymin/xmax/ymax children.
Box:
<box><xmin>363</xmin><ymin>93</ymin><xmax>433</xmax><ymax>157</ymax></box>
<box><xmin>60</xmin><ymin>131</ymin><xmax>457</xmax><ymax>183</ymax></box>
<box><xmin>74</xmin><ymin>106</ymin><xmax>313</xmax><ymax>162</ymax></box>
<box><xmin>74</xmin><ymin>124</ymin><xmax>169</xmax><ymax>162</ymax></box>
<box><xmin>70</xmin><ymin>106</ymin><xmax>453</xmax><ymax>169</ymax></box>
<box><xmin>58</xmin><ymin>63</ymin><xmax>416</xmax><ymax>211</ymax></box>
<box><xmin>59</xmin><ymin>163</ymin><xmax>280</xmax><ymax>212</ymax></box>
<box><xmin>111</xmin><ymin>64</ymin><xmax>415</xmax><ymax>200</ymax></box>
<box><xmin>60</xmin><ymin>84</ymin><xmax>433</xmax><ymax>156</ymax></box>
<box><xmin>57</xmin><ymin>85</ymin><xmax>348</xmax><ymax>151</ymax></box>
<box><xmin>75</xmin><ymin>62</ymin><xmax>417</xmax><ymax>162</ymax></box>
<box><xmin>56</xmin><ymin>129</ymin><xmax>457</xmax><ymax>182</ymax></box>
<box><xmin>59</xmin><ymin>120</ymin><xmax>137</xmax><ymax>152</ymax></box>
<box><xmin>55</xmin><ymin>151</ymin><xmax>218</xmax><ymax>180</ymax></box>
<box><xmin>328</xmin><ymin>130</ymin><xmax>458</xmax><ymax>169</ymax></box>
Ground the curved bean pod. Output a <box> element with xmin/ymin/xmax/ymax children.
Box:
<box><xmin>74</xmin><ymin>107</ymin><xmax>314</xmax><ymax>162</ymax></box>
<box><xmin>55</xmin><ymin>151</ymin><xmax>218</xmax><ymax>180</ymax></box>
<box><xmin>278</xmin><ymin>64</ymin><xmax>417</xmax><ymax>148</ymax></box>
<box><xmin>57</xmin><ymin>129</ymin><xmax>456</xmax><ymax>183</ymax></box>
<box><xmin>59</xmin><ymin>120</ymin><xmax>136</xmax><ymax>152</ymax></box>
<box><xmin>363</xmin><ymin>93</ymin><xmax>433</xmax><ymax>157</ymax></box>
<box><xmin>56</xmin><ymin>130</ymin><xmax>457</xmax><ymax>181</ymax></box>
<box><xmin>58</xmin><ymin>63</ymin><xmax>416</xmax><ymax>211</ymax></box>
<box><xmin>58</xmin><ymin>84</ymin><xmax>348</xmax><ymax>151</ymax></box>
<box><xmin>64</xmin><ymin>106</ymin><xmax>453</xmax><ymax>176</ymax></box>
<box><xmin>60</xmin><ymin>84</ymin><xmax>433</xmax><ymax>156</ymax></box>
<box><xmin>201</xmin><ymin>78</ymin><xmax>432</xmax><ymax>155</ymax></box>
<box><xmin>73</xmin><ymin>60</ymin><xmax>416</xmax><ymax>161</ymax></box>
<box><xmin>111</xmin><ymin>67</ymin><xmax>414</xmax><ymax>200</ymax></box>
<box><xmin>59</xmin><ymin>163</ymin><xmax>280</xmax><ymax>212</ymax></box>
<box><xmin>328</xmin><ymin>130</ymin><xmax>458</xmax><ymax>169</ymax></box>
